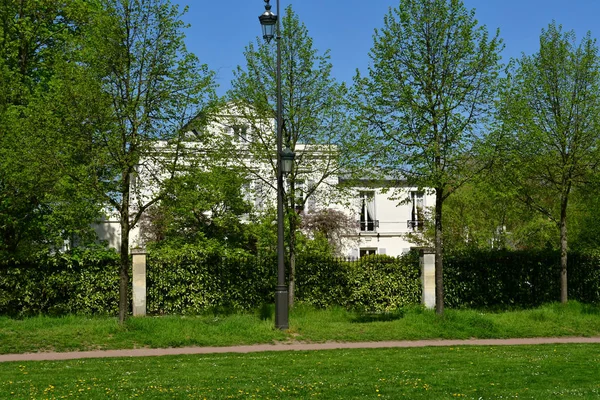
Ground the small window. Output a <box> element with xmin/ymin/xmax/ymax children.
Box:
<box><xmin>409</xmin><ymin>191</ymin><xmax>425</xmax><ymax>230</ymax></box>
<box><xmin>360</xmin><ymin>248</ymin><xmax>377</xmax><ymax>257</ymax></box>
<box><xmin>306</xmin><ymin>180</ymin><xmax>316</xmax><ymax>212</ymax></box>
<box><xmin>294</xmin><ymin>180</ymin><xmax>305</xmax><ymax>212</ymax></box>
<box><xmin>232</xmin><ymin>125</ymin><xmax>249</xmax><ymax>142</ymax></box>
<box><xmin>359</xmin><ymin>191</ymin><xmax>376</xmax><ymax>232</ymax></box>
<box><xmin>254</xmin><ymin>181</ymin><xmax>266</xmax><ymax>210</ymax></box>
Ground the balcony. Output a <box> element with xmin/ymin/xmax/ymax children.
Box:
<box><xmin>359</xmin><ymin>220</ymin><xmax>379</xmax><ymax>232</ymax></box>
<box><xmin>407</xmin><ymin>220</ymin><xmax>425</xmax><ymax>230</ymax></box>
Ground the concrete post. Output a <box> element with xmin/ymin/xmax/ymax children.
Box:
<box><xmin>419</xmin><ymin>248</ymin><xmax>436</xmax><ymax>309</ymax></box>
<box><xmin>131</xmin><ymin>247</ymin><xmax>147</xmax><ymax>317</ymax></box>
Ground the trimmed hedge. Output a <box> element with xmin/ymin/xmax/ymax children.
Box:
<box><xmin>1</xmin><ymin>246</ymin><xmax>599</xmax><ymax>316</ymax></box>
<box><xmin>0</xmin><ymin>248</ymin><xmax>120</xmax><ymax>317</ymax></box>
<box><xmin>344</xmin><ymin>253</ymin><xmax>421</xmax><ymax>312</ymax></box>
<box><xmin>146</xmin><ymin>245</ymin><xmax>276</xmax><ymax>314</ymax></box>
<box><xmin>444</xmin><ymin>250</ymin><xmax>600</xmax><ymax>308</ymax></box>
<box><xmin>146</xmin><ymin>249</ymin><xmax>421</xmax><ymax>314</ymax></box>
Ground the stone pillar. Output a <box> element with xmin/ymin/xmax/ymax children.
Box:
<box><xmin>419</xmin><ymin>248</ymin><xmax>436</xmax><ymax>309</ymax></box>
<box><xmin>131</xmin><ymin>247</ymin><xmax>147</xmax><ymax>317</ymax></box>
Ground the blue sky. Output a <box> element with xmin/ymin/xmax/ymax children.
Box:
<box><xmin>179</xmin><ymin>0</ymin><xmax>600</xmax><ymax>96</ymax></box>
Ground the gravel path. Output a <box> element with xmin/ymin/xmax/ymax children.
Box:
<box><xmin>2</xmin><ymin>337</ymin><xmax>600</xmax><ymax>362</ymax></box>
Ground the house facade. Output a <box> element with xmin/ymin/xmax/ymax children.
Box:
<box><xmin>95</xmin><ymin>105</ymin><xmax>433</xmax><ymax>257</ymax></box>
<box><xmin>333</xmin><ymin>179</ymin><xmax>434</xmax><ymax>258</ymax></box>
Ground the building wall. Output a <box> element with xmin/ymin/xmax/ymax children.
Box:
<box><xmin>333</xmin><ymin>186</ymin><xmax>435</xmax><ymax>258</ymax></box>
<box><xmin>94</xmin><ymin>105</ymin><xmax>434</xmax><ymax>256</ymax></box>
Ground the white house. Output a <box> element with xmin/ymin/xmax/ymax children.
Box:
<box><xmin>333</xmin><ymin>176</ymin><xmax>434</xmax><ymax>258</ymax></box>
<box><xmin>95</xmin><ymin>104</ymin><xmax>433</xmax><ymax>257</ymax></box>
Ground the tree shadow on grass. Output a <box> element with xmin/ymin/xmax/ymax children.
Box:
<box><xmin>350</xmin><ymin>310</ymin><xmax>404</xmax><ymax>323</ymax></box>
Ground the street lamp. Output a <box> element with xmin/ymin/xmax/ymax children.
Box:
<box><xmin>281</xmin><ymin>147</ymin><xmax>295</xmax><ymax>175</ymax></box>
<box><xmin>259</xmin><ymin>0</ymin><xmax>289</xmax><ymax>330</ymax></box>
<box><xmin>258</xmin><ymin>1</ymin><xmax>277</xmax><ymax>43</ymax></box>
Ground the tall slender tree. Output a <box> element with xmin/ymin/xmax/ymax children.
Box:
<box><xmin>223</xmin><ymin>6</ymin><xmax>351</xmax><ymax>306</ymax></box>
<box><xmin>49</xmin><ymin>0</ymin><xmax>217</xmax><ymax>323</ymax></box>
<box><xmin>352</xmin><ymin>0</ymin><xmax>502</xmax><ymax>314</ymax></box>
<box><xmin>498</xmin><ymin>22</ymin><xmax>600</xmax><ymax>303</ymax></box>
<box><xmin>0</xmin><ymin>0</ymin><xmax>98</xmax><ymax>258</ymax></box>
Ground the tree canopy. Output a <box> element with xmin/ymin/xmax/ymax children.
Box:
<box><xmin>352</xmin><ymin>0</ymin><xmax>503</xmax><ymax>314</ymax></box>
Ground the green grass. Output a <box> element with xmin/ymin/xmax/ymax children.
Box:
<box><xmin>1</xmin><ymin>302</ymin><xmax>600</xmax><ymax>355</ymax></box>
<box><xmin>1</xmin><ymin>344</ymin><xmax>599</xmax><ymax>398</ymax></box>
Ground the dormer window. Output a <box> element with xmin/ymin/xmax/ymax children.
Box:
<box><xmin>233</xmin><ymin>125</ymin><xmax>249</xmax><ymax>142</ymax></box>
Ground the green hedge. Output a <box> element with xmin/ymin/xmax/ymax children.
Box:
<box><xmin>295</xmin><ymin>254</ymin><xmax>350</xmax><ymax>308</ymax></box>
<box><xmin>146</xmin><ymin>249</ymin><xmax>422</xmax><ymax>314</ymax></box>
<box><xmin>0</xmin><ymin>248</ymin><xmax>120</xmax><ymax>317</ymax></box>
<box><xmin>444</xmin><ymin>250</ymin><xmax>600</xmax><ymax>308</ymax></box>
<box><xmin>146</xmin><ymin>245</ymin><xmax>276</xmax><ymax>314</ymax></box>
<box><xmin>2</xmin><ymin>246</ymin><xmax>599</xmax><ymax>316</ymax></box>
<box><xmin>344</xmin><ymin>253</ymin><xmax>421</xmax><ymax>312</ymax></box>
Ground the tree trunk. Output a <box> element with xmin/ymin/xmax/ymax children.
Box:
<box><xmin>435</xmin><ymin>187</ymin><xmax>444</xmax><ymax>315</ymax></box>
<box><xmin>288</xmin><ymin>248</ymin><xmax>295</xmax><ymax>308</ymax></box>
<box><xmin>118</xmin><ymin>172</ymin><xmax>131</xmax><ymax>325</ymax></box>
<box><xmin>287</xmin><ymin>212</ymin><xmax>297</xmax><ymax>308</ymax></box>
<box><xmin>119</xmin><ymin>223</ymin><xmax>130</xmax><ymax>325</ymax></box>
<box><xmin>560</xmin><ymin>195</ymin><xmax>568</xmax><ymax>304</ymax></box>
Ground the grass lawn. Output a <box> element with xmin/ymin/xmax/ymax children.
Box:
<box><xmin>1</xmin><ymin>302</ymin><xmax>600</xmax><ymax>354</ymax></box>
<box><xmin>1</xmin><ymin>344</ymin><xmax>599</xmax><ymax>399</ymax></box>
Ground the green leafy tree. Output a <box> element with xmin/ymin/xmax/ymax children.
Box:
<box><xmin>50</xmin><ymin>0</ymin><xmax>217</xmax><ymax>323</ymax></box>
<box><xmin>497</xmin><ymin>22</ymin><xmax>600</xmax><ymax>302</ymax></box>
<box><xmin>438</xmin><ymin>178</ymin><xmax>559</xmax><ymax>251</ymax></box>
<box><xmin>140</xmin><ymin>166</ymin><xmax>251</xmax><ymax>249</ymax></box>
<box><xmin>352</xmin><ymin>0</ymin><xmax>502</xmax><ymax>314</ymax></box>
<box><xmin>222</xmin><ymin>6</ymin><xmax>351</xmax><ymax>306</ymax></box>
<box><xmin>0</xmin><ymin>0</ymin><xmax>100</xmax><ymax>258</ymax></box>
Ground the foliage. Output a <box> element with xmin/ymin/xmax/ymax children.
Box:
<box><xmin>0</xmin><ymin>247</ymin><xmax>120</xmax><ymax>317</ymax></box>
<box><xmin>345</xmin><ymin>253</ymin><xmax>421</xmax><ymax>313</ymax></box>
<box><xmin>2</xmin><ymin>241</ymin><xmax>600</xmax><ymax>317</ymax></box>
<box><xmin>47</xmin><ymin>0</ymin><xmax>218</xmax><ymax>322</ymax></box>
<box><xmin>140</xmin><ymin>166</ymin><xmax>251</xmax><ymax>248</ymax></box>
<box><xmin>293</xmin><ymin>235</ymin><xmax>349</xmax><ymax>308</ymax></box>
<box><xmin>224</xmin><ymin>5</ymin><xmax>351</xmax><ymax>305</ymax></box>
<box><xmin>497</xmin><ymin>22</ymin><xmax>600</xmax><ymax>302</ymax></box>
<box><xmin>0</xmin><ymin>0</ymin><xmax>102</xmax><ymax>258</ymax></box>
<box><xmin>147</xmin><ymin>243</ymin><xmax>275</xmax><ymax>314</ymax></box>
<box><xmin>569</xmin><ymin>182</ymin><xmax>600</xmax><ymax>252</ymax></box>
<box><xmin>440</xmin><ymin>179</ymin><xmax>560</xmax><ymax>251</ymax></box>
<box><xmin>351</xmin><ymin>0</ymin><xmax>503</xmax><ymax>314</ymax></box>
<box><xmin>444</xmin><ymin>249</ymin><xmax>600</xmax><ymax>308</ymax></box>
<box><xmin>301</xmin><ymin>208</ymin><xmax>359</xmax><ymax>255</ymax></box>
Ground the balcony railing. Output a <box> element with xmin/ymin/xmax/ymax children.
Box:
<box><xmin>359</xmin><ymin>220</ymin><xmax>379</xmax><ymax>232</ymax></box>
<box><xmin>407</xmin><ymin>220</ymin><xmax>425</xmax><ymax>230</ymax></box>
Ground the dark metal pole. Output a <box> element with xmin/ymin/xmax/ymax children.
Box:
<box><xmin>274</xmin><ymin>0</ymin><xmax>288</xmax><ymax>330</ymax></box>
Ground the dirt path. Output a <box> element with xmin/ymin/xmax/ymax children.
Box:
<box><xmin>2</xmin><ymin>337</ymin><xmax>600</xmax><ymax>363</ymax></box>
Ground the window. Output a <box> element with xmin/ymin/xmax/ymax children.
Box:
<box><xmin>360</xmin><ymin>248</ymin><xmax>377</xmax><ymax>257</ymax></box>
<box><xmin>409</xmin><ymin>191</ymin><xmax>424</xmax><ymax>230</ymax></box>
<box><xmin>294</xmin><ymin>180</ymin><xmax>305</xmax><ymax>212</ymax></box>
<box><xmin>254</xmin><ymin>181</ymin><xmax>266</xmax><ymax>210</ymax></box>
<box><xmin>359</xmin><ymin>191</ymin><xmax>376</xmax><ymax>232</ymax></box>
<box><xmin>306</xmin><ymin>180</ymin><xmax>316</xmax><ymax>212</ymax></box>
<box><xmin>232</xmin><ymin>125</ymin><xmax>249</xmax><ymax>142</ymax></box>
<box><xmin>293</xmin><ymin>179</ymin><xmax>315</xmax><ymax>213</ymax></box>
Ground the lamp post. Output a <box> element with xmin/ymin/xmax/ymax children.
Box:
<box><xmin>259</xmin><ymin>0</ymin><xmax>294</xmax><ymax>330</ymax></box>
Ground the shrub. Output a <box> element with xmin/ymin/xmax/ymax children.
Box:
<box><xmin>345</xmin><ymin>253</ymin><xmax>421</xmax><ymax>312</ymax></box>
<box><xmin>146</xmin><ymin>243</ymin><xmax>275</xmax><ymax>314</ymax></box>
<box><xmin>444</xmin><ymin>249</ymin><xmax>600</xmax><ymax>309</ymax></box>
<box><xmin>0</xmin><ymin>247</ymin><xmax>120</xmax><ymax>317</ymax></box>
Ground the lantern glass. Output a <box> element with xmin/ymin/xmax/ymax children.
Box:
<box><xmin>259</xmin><ymin>10</ymin><xmax>277</xmax><ymax>43</ymax></box>
<box><xmin>281</xmin><ymin>147</ymin><xmax>295</xmax><ymax>175</ymax></box>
